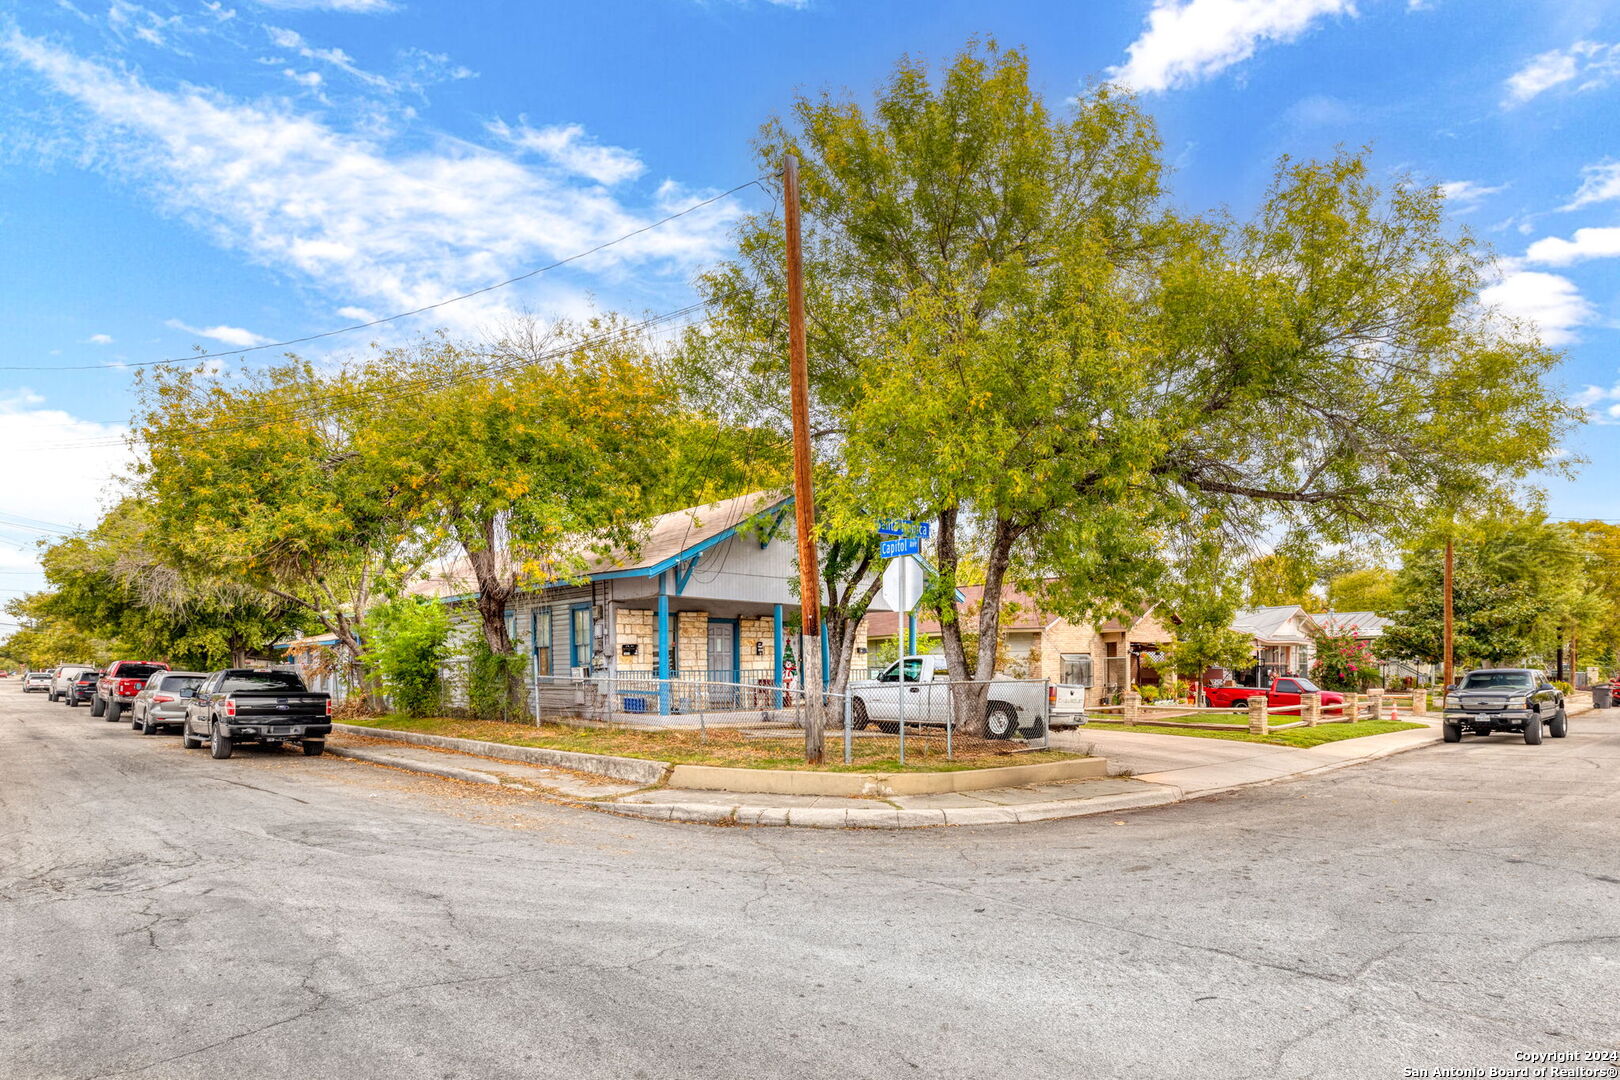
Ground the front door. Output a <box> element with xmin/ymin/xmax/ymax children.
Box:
<box><xmin>707</xmin><ymin>621</ymin><xmax>737</xmax><ymax>707</ymax></box>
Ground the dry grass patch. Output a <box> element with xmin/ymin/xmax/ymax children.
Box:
<box><xmin>340</xmin><ymin>715</ymin><xmax>1083</xmax><ymax>773</ymax></box>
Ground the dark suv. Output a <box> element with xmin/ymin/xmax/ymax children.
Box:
<box><xmin>66</xmin><ymin>670</ymin><xmax>101</xmax><ymax>707</ymax></box>
<box><xmin>1442</xmin><ymin>668</ymin><xmax>1567</xmax><ymax>745</ymax></box>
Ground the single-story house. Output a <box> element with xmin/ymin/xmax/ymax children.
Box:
<box><xmin>410</xmin><ymin>491</ymin><xmax>936</xmax><ymax>716</ymax></box>
<box><xmin>1229</xmin><ymin>605</ymin><xmax>1319</xmax><ymax>684</ymax></box>
<box><xmin>865</xmin><ymin>584</ymin><xmax>1177</xmax><ymax>706</ymax></box>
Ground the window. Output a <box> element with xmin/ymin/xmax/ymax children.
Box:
<box><xmin>879</xmin><ymin>658</ymin><xmax>923</xmax><ymax>683</ymax></box>
<box><xmin>1060</xmin><ymin>654</ymin><xmax>1093</xmax><ymax>687</ymax></box>
<box><xmin>570</xmin><ymin>604</ymin><xmax>592</xmax><ymax>670</ymax></box>
<box><xmin>157</xmin><ymin>675</ymin><xmax>205</xmax><ymax>693</ymax></box>
<box><xmin>220</xmin><ymin>672</ymin><xmax>306</xmax><ymax>692</ymax></box>
<box><xmin>1275</xmin><ymin>679</ymin><xmax>1301</xmax><ymax>695</ymax></box>
<box><xmin>532</xmin><ymin>609</ymin><xmax>552</xmax><ymax>676</ymax></box>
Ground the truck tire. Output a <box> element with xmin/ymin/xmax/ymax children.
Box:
<box><xmin>106</xmin><ymin>701</ymin><xmax>123</xmax><ymax>724</ymax></box>
<box><xmin>302</xmin><ymin>740</ymin><xmax>325</xmax><ymax>757</ymax></box>
<box><xmin>985</xmin><ymin>702</ymin><xmax>1018</xmax><ymax>740</ymax></box>
<box><xmin>90</xmin><ymin>695</ymin><xmax>105</xmax><ymax>717</ymax></box>
<box><xmin>1523</xmin><ymin>715</ymin><xmax>1543</xmax><ymax>745</ymax></box>
<box><xmin>1549</xmin><ymin>710</ymin><xmax>1568</xmax><ymax>738</ymax></box>
<box><xmin>210</xmin><ymin>723</ymin><xmax>233</xmax><ymax>760</ymax></box>
<box><xmin>181</xmin><ymin>725</ymin><xmax>202</xmax><ymax>750</ymax></box>
<box><xmin>1229</xmin><ymin>698</ymin><xmax>1248</xmax><ymax>711</ymax></box>
<box><xmin>850</xmin><ymin>698</ymin><xmax>871</xmax><ymax>731</ymax></box>
<box><xmin>1442</xmin><ymin>721</ymin><xmax>1461</xmax><ymax>742</ymax></box>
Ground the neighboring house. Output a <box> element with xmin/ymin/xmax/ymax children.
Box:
<box><xmin>1307</xmin><ymin>611</ymin><xmax>1433</xmax><ymax>685</ymax></box>
<box><xmin>407</xmin><ymin>491</ymin><xmax>938</xmax><ymax>717</ymax></box>
<box><xmin>1229</xmin><ymin>605</ymin><xmax>1318</xmax><ymax>684</ymax></box>
<box><xmin>865</xmin><ymin>584</ymin><xmax>1176</xmax><ymax>707</ymax></box>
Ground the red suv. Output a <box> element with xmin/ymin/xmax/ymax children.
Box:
<box><xmin>92</xmin><ymin>661</ymin><xmax>171</xmax><ymax>725</ymax></box>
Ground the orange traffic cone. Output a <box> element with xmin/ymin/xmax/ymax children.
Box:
<box><xmin>1389</xmin><ymin>701</ymin><xmax>1399</xmax><ymax>722</ymax></box>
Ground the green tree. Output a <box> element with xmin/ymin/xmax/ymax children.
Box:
<box><xmin>365</xmin><ymin>595</ymin><xmax>452</xmax><ymax>717</ymax></box>
<box><xmin>1</xmin><ymin>592</ymin><xmax>119</xmax><ymax>669</ymax></box>
<box><xmin>1326</xmin><ymin>567</ymin><xmax>1399</xmax><ymax>613</ymax></box>
<box><xmin>694</xmin><ymin>40</ymin><xmax>1574</xmax><ymax>731</ymax></box>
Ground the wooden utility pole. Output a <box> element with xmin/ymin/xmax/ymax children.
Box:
<box><xmin>1442</xmin><ymin>539</ymin><xmax>1455</xmax><ymax>689</ymax></box>
<box><xmin>783</xmin><ymin>154</ymin><xmax>827</xmax><ymax>763</ymax></box>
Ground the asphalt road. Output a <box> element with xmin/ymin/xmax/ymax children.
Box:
<box><xmin>3</xmin><ymin>689</ymin><xmax>1618</xmax><ymax>1080</ymax></box>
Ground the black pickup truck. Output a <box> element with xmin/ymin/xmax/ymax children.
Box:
<box><xmin>180</xmin><ymin>669</ymin><xmax>332</xmax><ymax>760</ymax></box>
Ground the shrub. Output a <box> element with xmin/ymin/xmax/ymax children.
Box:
<box><xmin>1552</xmin><ymin>679</ymin><xmax>1573</xmax><ymax>695</ymax></box>
<box><xmin>463</xmin><ymin>637</ymin><xmax>529</xmax><ymax>722</ymax></box>
<box><xmin>1309</xmin><ymin>629</ymin><xmax>1381</xmax><ymax>692</ymax></box>
<box><xmin>366</xmin><ymin>597</ymin><xmax>452</xmax><ymax>717</ymax></box>
<box><xmin>1139</xmin><ymin>685</ymin><xmax>1161</xmax><ymax>703</ymax></box>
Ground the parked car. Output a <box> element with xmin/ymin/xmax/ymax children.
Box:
<box><xmin>130</xmin><ymin>670</ymin><xmax>208</xmax><ymax>735</ymax></box>
<box><xmin>23</xmin><ymin>671</ymin><xmax>52</xmax><ymax>692</ymax></box>
<box><xmin>1442</xmin><ymin>668</ymin><xmax>1567</xmax><ymax>745</ymax></box>
<box><xmin>847</xmin><ymin>655</ymin><xmax>1047</xmax><ymax>739</ymax></box>
<box><xmin>49</xmin><ymin>664</ymin><xmax>98</xmax><ymax>703</ymax></box>
<box><xmin>1203</xmin><ymin>676</ymin><xmax>1346</xmax><ymax>715</ymax></box>
<box><xmin>91</xmin><ymin>661</ymin><xmax>171</xmax><ymax>724</ymax></box>
<box><xmin>66</xmin><ymin>669</ymin><xmax>102</xmax><ymax>707</ymax></box>
<box><xmin>180</xmin><ymin>668</ymin><xmax>332</xmax><ymax>759</ymax></box>
<box><xmin>1047</xmin><ymin>682</ymin><xmax>1089</xmax><ymax>730</ymax></box>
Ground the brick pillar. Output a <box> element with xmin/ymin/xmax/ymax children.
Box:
<box><xmin>1409</xmin><ymin>689</ymin><xmax>1426</xmax><ymax>716</ymax></box>
<box><xmin>1302</xmin><ymin>691</ymin><xmax>1321</xmax><ymax>728</ymax></box>
<box><xmin>1248</xmin><ymin>697</ymin><xmax>1269</xmax><ymax>735</ymax></box>
<box><xmin>1344</xmin><ymin>692</ymin><xmax>1361</xmax><ymax>722</ymax></box>
<box><xmin>1367</xmin><ymin>688</ymin><xmax>1385</xmax><ymax>721</ymax></box>
<box><xmin>1122</xmin><ymin>690</ymin><xmax>1141</xmax><ymax>724</ymax></box>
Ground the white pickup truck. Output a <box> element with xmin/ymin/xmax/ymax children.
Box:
<box><xmin>847</xmin><ymin>655</ymin><xmax>1053</xmax><ymax>739</ymax></box>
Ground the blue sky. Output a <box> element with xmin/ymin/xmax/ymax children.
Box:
<box><xmin>1</xmin><ymin>0</ymin><xmax>1617</xmax><ymax>605</ymax></box>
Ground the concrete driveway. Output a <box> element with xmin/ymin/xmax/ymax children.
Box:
<box><xmin>4</xmin><ymin>688</ymin><xmax>1618</xmax><ymax>1080</ymax></box>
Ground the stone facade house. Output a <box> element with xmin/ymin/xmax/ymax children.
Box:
<box><xmin>865</xmin><ymin>584</ymin><xmax>1177</xmax><ymax>707</ymax></box>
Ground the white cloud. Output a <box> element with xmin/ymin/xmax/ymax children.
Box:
<box><xmin>1</xmin><ymin>31</ymin><xmax>741</xmax><ymax>330</ymax></box>
<box><xmin>486</xmin><ymin>119</ymin><xmax>644</xmax><ymax>185</ymax></box>
<box><xmin>164</xmin><ymin>319</ymin><xmax>270</xmax><ymax>346</ymax></box>
<box><xmin>335</xmin><ymin>305</ymin><xmax>376</xmax><ymax>321</ymax></box>
<box><xmin>0</xmin><ymin>395</ymin><xmax>129</xmax><ymax>577</ymax></box>
<box><xmin>1439</xmin><ymin>179</ymin><xmax>1506</xmax><ymax>211</ymax></box>
<box><xmin>254</xmin><ymin>0</ymin><xmax>396</xmax><ymax>11</ymax></box>
<box><xmin>1479</xmin><ymin>270</ymin><xmax>1594</xmax><ymax>345</ymax></box>
<box><xmin>1563</xmin><ymin>160</ymin><xmax>1620</xmax><ymax>210</ymax></box>
<box><xmin>85</xmin><ymin>333</ymin><xmax>114</xmax><ymax>345</ymax></box>
<box><xmin>1108</xmin><ymin>0</ymin><xmax>1356</xmax><ymax>93</ymax></box>
<box><xmin>1504</xmin><ymin>41</ymin><xmax>1620</xmax><ymax>104</ymax></box>
<box><xmin>1524</xmin><ymin>226</ymin><xmax>1620</xmax><ymax>267</ymax></box>
<box><xmin>1572</xmin><ymin>381</ymin><xmax>1620</xmax><ymax>425</ymax></box>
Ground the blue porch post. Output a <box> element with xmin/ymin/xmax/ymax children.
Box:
<box><xmin>820</xmin><ymin>621</ymin><xmax>830</xmax><ymax>685</ymax></box>
<box><xmin>772</xmin><ymin>604</ymin><xmax>784</xmax><ymax>707</ymax></box>
<box><xmin>907</xmin><ymin>613</ymin><xmax>917</xmax><ymax>656</ymax></box>
<box><xmin>657</xmin><ymin>572</ymin><xmax>671</xmax><ymax>716</ymax></box>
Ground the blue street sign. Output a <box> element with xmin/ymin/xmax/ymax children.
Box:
<box><xmin>877</xmin><ymin>520</ymin><xmax>932</xmax><ymax>539</ymax></box>
<box><xmin>880</xmin><ymin>536</ymin><xmax>921</xmax><ymax>559</ymax></box>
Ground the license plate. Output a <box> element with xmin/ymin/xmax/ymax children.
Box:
<box><xmin>270</xmin><ymin>726</ymin><xmax>297</xmax><ymax>735</ymax></box>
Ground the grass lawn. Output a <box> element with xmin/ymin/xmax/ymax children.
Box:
<box><xmin>1085</xmin><ymin>718</ymin><xmax>1428</xmax><ymax>748</ymax></box>
<box><xmin>338</xmin><ymin>714</ymin><xmax>1084</xmax><ymax>773</ymax></box>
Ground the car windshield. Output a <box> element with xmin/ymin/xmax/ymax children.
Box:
<box><xmin>1289</xmin><ymin>677</ymin><xmax>1322</xmax><ymax>693</ymax></box>
<box><xmin>1461</xmin><ymin>671</ymin><xmax>1534</xmax><ymax>691</ymax></box>
<box><xmin>221</xmin><ymin>672</ymin><xmax>306</xmax><ymax>692</ymax></box>
<box><xmin>878</xmin><ymin>659</ymin><xmax>924</xmax><ymax>683</ymax></box>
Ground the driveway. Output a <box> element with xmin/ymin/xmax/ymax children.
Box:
<box><xmin>3</xmin><ymin>689</ymin><xmax>1618</xmax><ymax>1079</ymax></box>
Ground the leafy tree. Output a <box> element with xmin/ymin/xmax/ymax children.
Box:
<box><xmin>1326</xmin><ymin>567</ymin><xmax>1398</xmax><ymax>614</ymax></box>
<box><xmin>1246</xmin><ymin>547</ymin><xmax>1322</xmax><ymax>608</ymax></box>
<box><xmin>1563</xmin><ymin>521</ymin><xmax>1620</xmax><ymax>674</ymax></box>
<box><xmin>693</xmin><ymin>41</ymin><xmax>1573</xmax><ymax>731</ymax></box>
<box><xmin>365</xmin><ymin>595</ymin><xmax>452</xmax><ymax>717</ymax></box>
<box><xmin>133</xmin><ymin>358</ymin><xmax>429</xmax><ymax>700</ymax></box>
<box><xmin>1</xmin><ymin>592</ymin><xmax>119</xmax><ymax>669</ymax></box>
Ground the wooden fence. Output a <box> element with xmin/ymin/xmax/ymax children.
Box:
<box><xmin>1083</xmin><ymin>688</ymin><xmax>1428</xmax><ymax>735</ymax></box>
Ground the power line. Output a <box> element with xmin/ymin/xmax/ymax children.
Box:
<box><xmin>1</xmin><ymin>179</ymin><xmax>763</xmax><ymax>374</ymax></box>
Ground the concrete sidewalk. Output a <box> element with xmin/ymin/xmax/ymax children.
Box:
<box><xmin>324</xmin><ymin>699</ymin><xmax>1600</xmax><ymax>828</ymax></box>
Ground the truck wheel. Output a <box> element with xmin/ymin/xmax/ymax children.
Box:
<box><xmin>1549</xmin><ymin>710</ymin><xmax>1568</xmax><ymax>739</ymax></box>
<box><xmin>181</xmin><ymin>725</ymin><xmax>202</xmax><ymax>750</ymax></box>
<box><xmin>302</xmin><ymin>740</ymin><xmax>325</xmax><ymax>757</ymax></box>
<box><xmin>985</xmin><ymin>702</ymin><xmax>1018</xmax><ymax>740</ymax></box>
<box><xmin>90</xmin><ymin>695</ymin><xmax>105</xmax><ymax>717</ymax></box>
<box><xmin>1229</xmin><ymin>698</ymin><xmax>1248</xmax><ymax>711</ymax></box>
<box><xmin>1523</xmin><ymin>715</ymin><xmax>1543</xmax><ymax>745</ymax></box>
<box><xmin>850</xmin><ymin>698</ymin><xmax>871</xmax><ymax>731</ymax></box>
<box><xmin>1442</xmin><ymin>721</ymin><xmax>1461</xmax><ymax>742</ymax></box>
<box><xmin>209</xmin><ymin>723</ymin><xmax>233</xmax><ymax>760</ymax></box>
<box><xmin>106</xmin><ymin>701</ymin><xmax>123</xmax><ymax>724</ymax></box>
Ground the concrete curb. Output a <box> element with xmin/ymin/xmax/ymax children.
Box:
<box><xmin>326</xmin><ymin>744</ymin><xmax>507</xmax><ymax>787</ymax></box>
<box><xmin>331</xmin><ymin>723</ymin><xmax>668</xmax><ymax>785</ymax></box>
<box><xmin>597</xmin><ymin>784</ymin><xmax>1184</xmax><ymax>828</ymax></box>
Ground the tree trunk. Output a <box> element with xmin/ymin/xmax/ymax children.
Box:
<box><xmin>462</xmin><ymin>519</ymin><xmax>523</xmax><ymax>714</ymax></box>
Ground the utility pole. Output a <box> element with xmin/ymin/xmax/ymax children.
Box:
<box><xmin>783</xmin><ymin>154</ymin><xmax>827</xmax><ymax>764</ymax></box>
<box><xmin>1442</xmin><ymin>538</ymin><xmax>1455</xmax><ymax>689</ymax></box>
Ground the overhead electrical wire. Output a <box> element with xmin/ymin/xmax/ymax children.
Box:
<box><xmin>2</xmin><ymin>177</ymin><xmax>765</xmax><ymax>374</ymax></box>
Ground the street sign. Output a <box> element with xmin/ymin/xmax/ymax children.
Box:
<box><xmin>876</xmin><ymin>519</ymin><xmax>931</xmax><ymax>539</ymax></box>
<box><xmin>879</xmin><ymin>536</ymin><xmax>921</xmax><ymax>559</ymax></box>
<box><xmin>881</xmin><ymin>554</ymin><xmax>924</xmax><ymax>614</ymax></box>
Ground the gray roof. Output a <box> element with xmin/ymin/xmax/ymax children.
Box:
<box><xmin>1309</xmin><ymin>611</ymin><xmax>1392</xmax><ymax>637</ymax></box>
<box><xmin>1230</xmin><ymin>605</ymin><xmax>1312</xmax><ymax>643</ymax></box>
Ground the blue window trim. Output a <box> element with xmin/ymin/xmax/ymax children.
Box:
<box><xmin>569</xmin><ymin>603</ymin><xmax>592</xmax><ymax>670</ymax></box>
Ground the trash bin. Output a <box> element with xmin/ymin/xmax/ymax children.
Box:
<box><xmin>1593</xmin><ymin>686</ymin><xmax>1613</xmax><ymax>709</ymax></box>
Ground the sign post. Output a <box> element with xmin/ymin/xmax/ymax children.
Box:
<box><xmin>879</xmin><ymin>529</ymin><xmax>927</xmax><ymax>765</ymax></box>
